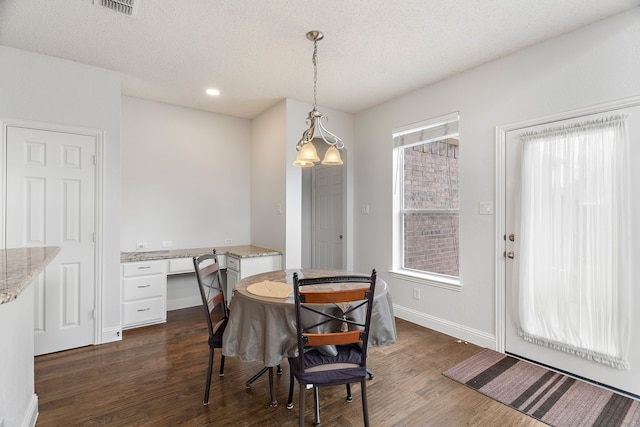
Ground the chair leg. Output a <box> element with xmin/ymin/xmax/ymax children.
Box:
<box><xmin>204</xmin><ymin>347</ymin><xmax>214</xmax><ymax>405</ymax></box>
<box><xmin>299</xmin><ymin>382</ymin><xmax>306</xmax><ymax>427</ymax></box>
<box><xmin>219</xmin><ymin>354</ymin><xmax>225</xmax><ymax>377</ymax></box>
<box><xmin>314</xmin><ymin>386</ymin><xmax>320</xmax><ymax>426</ymax></box>
<box><xmin>269</xmin><ymin>367</ymin><xmax>278</xmax><ymax>407</ymax></box>
<box><xmin>277</xmin><ymin>363</ymin><xmax>283</xmax><ymax>375</ymax></box>
<box><xmin>346</xmin><ymin>383</ymin><xmax>353</xmax><ymax>402</ymax></box>
<box><xmin>361</xmin><ymin>380</ymin><xmax>369</xmax><ymax>427</ymax></box>
<box><xmin>287</xmin><ymin>370</ymin><xmax>295</xmax><ymax>409</ymax></box>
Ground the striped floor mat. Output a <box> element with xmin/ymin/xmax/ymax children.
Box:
<box><xmin>443</xmin><ymin>349</ymin><xmax>640</xmax><ymax>427</ymax></box>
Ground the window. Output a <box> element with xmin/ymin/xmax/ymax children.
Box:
<box><xmin>392</xmin><ymin>112</ymin><xmax>460</xmax><ymax>286</ymax></box>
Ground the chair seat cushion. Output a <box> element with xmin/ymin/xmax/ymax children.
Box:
<box><xmin>288</xmin><ymin>345</ymin><xmax>367</xmax><ymax>386</ymax></box>
<box><xmin>209</xmin><ymin>317</ymin><xmax>228</xmax><ymax>348</ymax></box>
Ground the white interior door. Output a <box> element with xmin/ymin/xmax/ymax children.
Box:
<box><xmin>312</xmin><ymin>165</ymin><xmax>343</xmax><ymax>270</ymax></box>
<box><xmin>6</xmin><ymin>126</ymin><xmax>96</xmax><ymax>355</ymax></box>
<box><xmin>504</xmin><ymin>104</ymin><xmax>640</xmax><ymax>397</ymax></box>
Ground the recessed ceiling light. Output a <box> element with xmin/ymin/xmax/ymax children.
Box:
<box><xmin>206</xmin><ymin>88</ymin><xmax>220</xmax><ymax>96</ymax></box>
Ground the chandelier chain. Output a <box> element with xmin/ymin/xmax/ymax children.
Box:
<box><xmin>312</xmin><ymin>39</ymin><xmax>318</xmax><ymax>110</ymax></box>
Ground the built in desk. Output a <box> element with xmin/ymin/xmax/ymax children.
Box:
<box><xmin>120</xmin><ymin>245</ymin><xmax>282</xmax><ymax>329</ymax></box>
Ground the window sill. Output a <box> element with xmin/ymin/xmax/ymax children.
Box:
<box><xmin>388</xmin><ymin>269</ymin><xmax>462</xmax><ymax>291</ymax></box>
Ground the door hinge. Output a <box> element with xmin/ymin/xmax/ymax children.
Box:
<box><xmin>92</xmin><ymin>155</ymin><xmax>97</xmax><ymax>165</ymax></box>
<box><xmin>91</xmin><ymin>308</ymin><xmax>96</xmax><ymax>320</ymax></box>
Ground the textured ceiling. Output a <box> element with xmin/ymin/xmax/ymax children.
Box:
<box><xmin>1</xmin><ymin>0</ymin><xmax>638</xmax><ymax>119</ymax></box>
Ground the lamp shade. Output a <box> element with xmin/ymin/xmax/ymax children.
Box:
<box><xmin>321</xmin><ymin>145</ymin><xmax>343</xmax><ymax>165</ymax></box>
<box><xmin>297</xmin><ymin>141</ymin><xmax>320</xmax><ymax>163</ymax></box>
<box><xmin>293</xmin><ymin>149</ymin><xmax>315</xmax><ymax>167</ymax></box>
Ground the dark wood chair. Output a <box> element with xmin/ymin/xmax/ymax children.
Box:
<box><xmin>286</xmin><ymin>270</ymin><xmax>377</xmax><ymax>427</ymax></box>
<box><xmin>193</xmin><ymin>250</ymin><xmax>228</xmax><ymax>406</ymax></box>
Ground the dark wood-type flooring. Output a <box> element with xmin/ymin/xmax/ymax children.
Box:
<box><xmin>35</xmin><ymin>307</ymin><xmax>545</xmax><ymax>426</ymax></box>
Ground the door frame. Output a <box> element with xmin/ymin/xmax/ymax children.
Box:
<box><xmin>1</xmin><ymin>118</ymin><xmax>105</xmax><ymax>346</ymax></box>
<box><xmin>495</xmin><ymin>95</ymin><xmax>640</xmax><ymax>353</ymax></box>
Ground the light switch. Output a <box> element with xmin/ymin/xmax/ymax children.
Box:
<box><xmin>479</xmin><ymin>201</ymin><xmax>494</xmax><ymax>215</ymax></box>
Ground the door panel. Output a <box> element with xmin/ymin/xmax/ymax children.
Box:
<box><xmin>504</xmin><ymin>106</ymin><xmax>640</xmax><ymax>396</ymax></box>
<box><xmin>6</xmin><ymin>126</ymin><xmax>96</xmax><ymax>355</ymax></box>
<box><xmin>312</xmin><ymin>165</ymin><xmax>343</xmax><ymax>270</ymax></box>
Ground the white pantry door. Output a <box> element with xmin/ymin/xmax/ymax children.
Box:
<box><xmin>312</xmin><ymin>165</ymin><xmax>343</xmax><ymax>270</ymax></box>
<box><xmin>504</xmin><ymin>105</ymin><xmax>640</xmax><ymax>397</ymax></box>
<box><xmin>6</xmin><ymin>126</ymin><xmax>96</xmax><ymax>355</ymax></box>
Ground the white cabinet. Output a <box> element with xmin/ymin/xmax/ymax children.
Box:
<box><xmin>121</xmin><ymin>260</ymin><xmax>166</xmax><ymax>329</ymax></box>
<box><xmin>226</xmin><ymin>267</ymin><xmax>239</xmax><ymax>297</ymax></box>
<box><xmin>225</xmin><ymin>254</ymin><xmax>282</xmax><ymax>298</ymax></box>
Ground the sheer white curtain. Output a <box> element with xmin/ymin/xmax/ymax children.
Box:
<box><xmin>516</xmin><ymin>115</ymin><xmax>631</xmax><ymax>369</ymax></box>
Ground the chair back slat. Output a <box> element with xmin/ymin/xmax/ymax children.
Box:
<box><xmin>300</xmin><ymin>288</ymin><xmax>369</xmax><ymax>304</ymax></box>
<box><xmin>200</xmin><ymin>262</ymin><xmax>220</xmax><ymax>279</ymax></box>
<box><xmin>303</xmin><ymin>330</ymin><xmax>363</xmax><ymax>347</ymax></box>
<box><xmin>207</xmin><ymin>292</ymin><xmax>225</xmax><ymax>313</ymax></box>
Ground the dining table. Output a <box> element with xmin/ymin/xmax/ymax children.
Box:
<box><xmin>221</xmin><ymin>268</ymin><xmax>397</xmax><ymax>406</ymax></box>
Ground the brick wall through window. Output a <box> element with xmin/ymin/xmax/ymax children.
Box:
<box><xmin>403</xmin><ymin>140</ymin><xmax>459</xmax><ymax>276</ymax></box>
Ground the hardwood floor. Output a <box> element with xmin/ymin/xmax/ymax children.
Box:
<box><xmin>35</xmin><ymin>307</ymin><xmax>545</xmax><ymax>426</ymax></box>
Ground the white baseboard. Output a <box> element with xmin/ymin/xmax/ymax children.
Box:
<box><xmin>101</xmin><ymin>327</ymin><xmax>123</xmax><ymax>344</ymax></box>
<box><xmin>167</xmin><ymin>296</ymin><xmax>201</xmax><ymax>311</ymax></box>
<box><xmin>22</xmin><ymin>394</ymin><xmax>38</xmax><ymax>427</ymax></box>
<box><xmin>393</xmin><ymin>304</ymin><xmax>496</xmax><ymax>349</ymax></box>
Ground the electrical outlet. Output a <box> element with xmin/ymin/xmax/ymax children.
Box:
<box><xmin>413</xmin><ymin>288</ymin><xmax>421</xmax><ymax>300</ymax></box>
<box><xmin>161</xmin><ymin>240</ymin><xmax>172</xmax><ymax>248</ymax></box>
<box><xmin>224</xmin><ymin>238</ymin><xmax>232</xmax><ymax>244</ymax></box>
<box><xmin>136</xmin><ymin>242</ymin><xmax>148</xmax><ymax>249</ymax></box>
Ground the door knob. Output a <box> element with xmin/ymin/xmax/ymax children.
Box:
<box><xmin>505</xmin><ymin>251</ymin><xmax>515</xmax><ymax>259</ymax></box>
<box><xmin>508</xmin><ymin>234</ymin><xmax>515</xmax><ymax>242</ymax></box>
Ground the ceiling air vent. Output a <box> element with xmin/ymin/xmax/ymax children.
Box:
<box><xmin>94</xmin><ymin>0</ymin><xmax>140</xmax><ymax>18</ymax></box>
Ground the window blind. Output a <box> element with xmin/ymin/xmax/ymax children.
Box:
<box><xmin>393</xmin><ymin>111</ymin><xmax>459</xmax><ymax>149</ymax></box>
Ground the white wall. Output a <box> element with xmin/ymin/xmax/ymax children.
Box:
<box><xmin>250</xmin><ymin>100</ymin><xmax>287</xmax><ymax>255</ymax></box>
<box><xmin>0</xmin><ymin>45</ymin><xmax>122</xmax><ymax>334</ymax></box>
<box><xmin>353</xmin><ymin>8</ymin><xmax>640</xmax><ymax>346</ymax></box>
<box><xmin>120</xmin><ymin>96</ymin><xmax>252</xmax><ymax>251</ymax></box>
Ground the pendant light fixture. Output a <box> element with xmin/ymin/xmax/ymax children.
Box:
<box><xmin>293</xmin><ymin>31</ymin><xmax>344</xmax><ymax>167</ymax></box>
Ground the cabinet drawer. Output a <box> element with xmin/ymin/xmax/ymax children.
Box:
<box><xmin>122</xmin><ymin>261</ymin><xmax>164</xmax><ymax>277</ymax></box>
<box><xmin>122</xmin><ymin>298</ymin><xmax>165</xmax><ymax>326</ymax></box>
<box><xmin>227</xmin><ymin>256</ymin><xmax>240</xmax><ymax>271</ymax></box>
<box><xmin>122</xmin><ymin>275</ymin><xmax>165</xmax><ymax>301</ymax></box>
<box><xmin>168</xmin><ymin>257</ymin><xmax>194</xmax><ymax>274</ymax></box>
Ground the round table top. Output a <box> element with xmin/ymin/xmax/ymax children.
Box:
<box><xmin>233</xmin><ymin>268</ymin><xmax>387</xmax><ymax>304</ymax></box>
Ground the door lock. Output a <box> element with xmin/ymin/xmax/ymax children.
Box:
<box><xmin>505</xmin><ymin>251</ymin><xmax>515</xmax><ymax>259</ymax></box>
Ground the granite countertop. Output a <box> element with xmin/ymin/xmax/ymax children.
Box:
<box><xmin>120</xmin><ymin>245</ymin><xmax>282</xmax><ymax>263</ymax></box>
<box><xmin>0</xmin><ymin>246</ymin><xmax>61</xmax><ymax>305</ymax></box>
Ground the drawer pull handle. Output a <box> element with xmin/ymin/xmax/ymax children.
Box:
<box><xmin>137</xmin><ymin>266</ymin><xmax>151</xmax><ymax>269</ymax></box>
<box><xmin>137</xmin><ymin>285</ymin><xmax>151</xmax><ymax>288</ymax></box>
<box><xmin>137</xmin><ymin>308</ymin><xmax>150</xmax><ymax>312</ymax></box>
